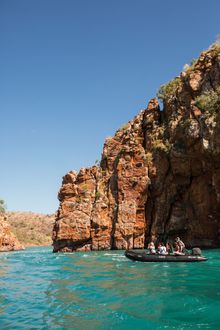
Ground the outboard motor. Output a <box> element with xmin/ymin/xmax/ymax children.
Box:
<box><xmin>192</xmin><ymin>247</ymin><xmax>202</xmax><ymax>256</ymax></box>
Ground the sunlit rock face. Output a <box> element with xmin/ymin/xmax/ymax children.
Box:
<box><xmin>53</xmin><ymin>45</ymin><xmax>220</xmax><ymax>252</ymax></box>
<box><xmin>0</xmin><ymin>214</ymin><xmax>24</xmax><ymax>252</ymax></box>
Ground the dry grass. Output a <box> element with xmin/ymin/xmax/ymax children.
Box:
<box><xmin>7</xmin><ymin>212</ymin><xmax>55</xmax><ymax>247</ymax></box>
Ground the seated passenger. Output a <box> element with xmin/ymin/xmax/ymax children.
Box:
<box><xmin>173</xmin><ymin>241</ymin><xmax>184</xmax><ymax>255</ymax></box>
<box><xmin>166</xmin><ymin>242</ymin><xmax>173</xmax><ymax>254</ymax></box>
<box><xmin>158</xmin><ymin>242</ymin><xmax>167</xmax><ymax>255</ymax></box>
<box><xmin>148</xmin><ymin>241</ymin><xmax>156</xmax><ymax>254</ymax></box>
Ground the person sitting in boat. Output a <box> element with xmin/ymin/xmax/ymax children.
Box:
<box><xmin>173</xmin><ymin>241</ymin><xmax>185</xmax><ymax>255</ymax></box>
<box><xmin>173</xmin><ymin>242</ymin><xmax>180</xmax><ymax>254</ymax></box>
<box><xmin>157</xmin><ymin>242</ymin><xmax>167</xmax><ymax>255</ymax></box>
<box><xmin>166</xmin><ymin>242</ymin><xmax>173</xmax><ymax>254</ymax></box>
<box><xmin>148</xmin><ymin>241</ymin><xmax>156</xmax><ymax>254</ymax></box>
<box><xmin>175</xmin><ymin>237</ymin><xmax>185</xmax><ymax>253</ymax></box>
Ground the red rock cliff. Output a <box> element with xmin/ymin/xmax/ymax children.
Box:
<box><xmin>0</xmin><ymin>214</ymin><xmax>24</xmax><ymax>252</ymax></box>
<box><xmin>53</xmin><ymin>45</ymin><xmax>220</xmax><ymax>252</ymax></box>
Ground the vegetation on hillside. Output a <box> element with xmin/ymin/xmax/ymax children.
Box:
<box><xmin>0</xmin><ymin>199</ymin><xmax>6</xmax><ymax>213</ymax></box>
<box><xmin>195</xmin><ymin>87</ymin><xmax>220</xmax><ymax>116</ymax></box>
<box><xmin>156</xmin><ymin>77</ymin><xmax>182</xmax><ymax>102</ymax></box>
<box><xmin>7</xmin><ymin>212</ymin><xmax>55</xmax><ymax>246</ymax></box>
<box><xmin>157</xmin><ymin>44</ymin><xmax>220</xmax><ymax>104</ymax></box>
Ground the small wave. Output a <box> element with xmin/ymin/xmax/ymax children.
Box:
<box><xmin>0</xmin><ymin>247</ymin><xmax>219</xmax><ymax>329</ymax></box>
<box><xmin>104</xmin><ymin>253</ymin><xmax>124</xmax><ymax>257</ymax></box>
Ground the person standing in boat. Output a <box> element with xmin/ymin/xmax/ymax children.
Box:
<box><xmin>175</xmin><ymin>237</ymin><xmax>185</xmax><ymax>253</ymax></box>
<box><xmin>148</xmin><ymin>241</ymin><xmax>156</xmax><ymax>254</ymax></box>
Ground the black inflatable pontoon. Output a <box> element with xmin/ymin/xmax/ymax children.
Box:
<box><xmin>125</xmin><ymin>250</ymin><xmax>207</xmax><ymax>262</ymax></box>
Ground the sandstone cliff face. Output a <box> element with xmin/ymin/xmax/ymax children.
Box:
<box><xmin>0</xmin><ymin>214</ymin><xmax>24</xmax><ymax>252</ymax></box>
<box><xmin>53</xmin><ymin>45</ymin><xmax>220</xmax><ymax>252</ymax></box>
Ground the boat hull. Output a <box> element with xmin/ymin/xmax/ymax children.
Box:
<box><xmin>125</xmin><ymin>250</ymin><xmax>208</xmax><ymax>262</ymax></box>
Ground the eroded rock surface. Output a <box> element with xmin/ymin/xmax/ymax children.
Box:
<box><xmin>0</xmin><ymin>214</ymin><xmax>24</xmax><ymax>252</ymax></box>
<box><xmin>53</xmin><ymin>45</ymin><xmax>220</xmax><ymax>251</ymax></box>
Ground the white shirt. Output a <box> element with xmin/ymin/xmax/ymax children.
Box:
<box><xmin>159</xmin><ymin>246</ymin><xmax>167</xmax><ymax>255</ymax></box>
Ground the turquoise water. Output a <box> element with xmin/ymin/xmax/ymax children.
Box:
<box><xmin>0</xmin><ymin>248</ymin><xmax>220</xmax><ymax>329</ymax></box>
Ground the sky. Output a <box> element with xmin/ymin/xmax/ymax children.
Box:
<box><xmin>1</xmin><ymin>0</ymin><xmax>220</xmax><ymax>214</ymax></box>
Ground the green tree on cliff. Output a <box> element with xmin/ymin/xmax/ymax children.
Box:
<box><xmin>0</xmin><ymin>199</ymin><xmax>6</xmax><ymax>213</ymax></box>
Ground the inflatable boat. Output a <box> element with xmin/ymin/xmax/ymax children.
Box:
<box><xmin>125</xmin><ymin>250</ymin><xmax>208</xmax><ymax>262</ymax></box>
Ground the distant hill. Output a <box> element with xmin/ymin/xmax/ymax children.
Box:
<box><xmin>7</xmin><ymin>212</ymin><xmax>55</xmax><ymax>247</ymax></box>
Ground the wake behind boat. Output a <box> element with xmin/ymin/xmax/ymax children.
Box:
<box><xmin>125</xmin><ymin>250</ymin><xmax>208</xmax><ymax>262</ymax></box>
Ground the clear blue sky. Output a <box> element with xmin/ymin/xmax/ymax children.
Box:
<box><xmin>1</xmin><ymin>0</ymin><xmax>219</xmax><ymax>214</ymax></box>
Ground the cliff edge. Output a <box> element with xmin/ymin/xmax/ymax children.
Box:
<box><xmin>53</xmin><ymin>45</ymin><xmax>220</xmax><ymax>252</ymax></box>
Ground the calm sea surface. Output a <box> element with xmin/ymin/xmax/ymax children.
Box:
<box><xmin>0</xmin><ymin>247</ymin><xmax>220</xmax><ymax>329</ymax></box>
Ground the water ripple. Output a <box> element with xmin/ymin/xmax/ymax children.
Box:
<box><xmin>0</xmin><ymin>248</ymin><xmax>220</xmax><ymax>329</ymax></box>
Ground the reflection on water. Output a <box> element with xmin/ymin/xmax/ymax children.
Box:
<box><xmin>0</xmin><ymin>248</ymin><xmax>220</xmax><ymax>329</ymax></box>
